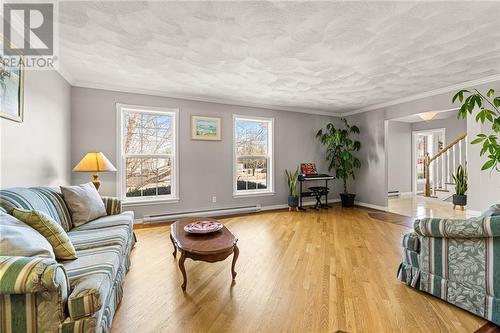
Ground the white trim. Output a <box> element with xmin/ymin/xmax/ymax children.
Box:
<box><xmin>354</xmin><ymin>201</ymin><xmax>388</xmax><ymax>211</ymax></box>
<box><xmin>233</xmin><ymin>191</ymin><xmax>276</xmax><ymax>198</ymax></box>
<box><xmin>123</xmin><ymin>198</ymin><xmax>180</xmax><ymax>207</ymax></box>
<box><xmin>115</xmin><ymin>103</ymin><xmax>180</xmax><ymax>203</ymax></box>
<box><xmin>341</xmin><ymin>74</ymin><xmax>500</xmax><ymax>116</ymax></box>
<box><xmin>73</xmin><ymin>80</ymin><xmax>338</xmax><ymax>117</ymax></box>
<box><xmin>233</xmin><ymin>114</ymin><xmax>275</xmax><ymax>197</ymax></box>
<box><xmin>65</xmin><ymin>74</ymin><xmax>500</xmax><ymax>118</ymax></box>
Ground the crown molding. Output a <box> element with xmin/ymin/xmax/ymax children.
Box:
<box><xmin>55</xmin><ymin>66</ymin><xmax>500</xmax><ymax>119</ymax></box>
<box><xmin>340</xmin><ymin>74</ymin><xmax>500</xmax><ymax>117</ymax></box>
<box><xmin>70</xmin><ymin>80</ymin><xmax>341</xmax><ymax>117</ymax></box>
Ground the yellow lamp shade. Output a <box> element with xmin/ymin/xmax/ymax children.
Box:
<box><xmin>73</xmin><ymin>152</ymin><xmax>117</xmax><ymax>172</ymax></box>
<box><xmin>72</xmin><ymin>152</ymin><xmax>116</xmax><ymax>191</ymax></box>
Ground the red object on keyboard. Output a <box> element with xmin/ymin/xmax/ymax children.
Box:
<box><xmin>301</xmin><ymin>163</ymin><xmax>318</xmax><ymax>175</ymax></box>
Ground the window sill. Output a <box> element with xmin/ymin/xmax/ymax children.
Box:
<box><xmin>122</xmin><ymin>197</ymin><xmax>179</xmax><ymax>207</ymax></box>
<box><xmin>233</xmin><ymin>191</ymin><xmax>275</xmax><ymax>198</ymax></box>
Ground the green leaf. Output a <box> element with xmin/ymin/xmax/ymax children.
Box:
<box><xmin>494</xmin><ymin>97</ymin><xmax>500</xmax><ymax>108</ymax></box>
<box><xmin>482</xmin><ymin>159</ymin><xmax>496</xmax><ymax>170</ymax></box>
<box><xmin>471</xmin><ymin>138</ymin><xmax>485</xmax><ymax>144</ymax></box>
<box><xmin>487</xmin><ymin>89</ymin><xmax>495</xmax><ymax>97</ymax></box>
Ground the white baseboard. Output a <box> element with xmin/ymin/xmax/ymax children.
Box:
<box><xmin>354</xmin><ymin>201</ymin><xmax>388</xmax><ymax>211</ymax></box>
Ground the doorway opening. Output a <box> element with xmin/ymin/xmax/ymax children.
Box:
<box><xmin>412</xmin><ymin>128</ymin><xmax>445</xmax><ymax>194</ymax></box>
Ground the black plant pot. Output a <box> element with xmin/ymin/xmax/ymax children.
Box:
<box><xmin>288</xmin><ymin>195</ymin><xmax>299</xmax><ymax>208</ymax></box>
<box><xmin>453</xmin><ymin>194</ymin><xmax>467</xmax><ymax>207</ymax></box>
<box><xmin>340</xmin><ymin>193</ymin><xmax>356</xmax><ymax>208</ymax></box>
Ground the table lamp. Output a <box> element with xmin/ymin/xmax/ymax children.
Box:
<box><xmin>73</xmin><ymin>152</ymin><xmax>117</xmax><ymax>190</ymax></box>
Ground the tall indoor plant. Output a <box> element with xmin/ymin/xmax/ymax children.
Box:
<box><xmin>453</xmin><ymin>88</ymin><xmax>500</xmax><ymax>172</ymax></box>
<box><xmin>452</xmin><ymin>164</ymin><xmax>467</xmax><ymax>210</ymax></box>
<box><xmin>285</xmin><ymin>167</ymin><xmax>299</xmax><ymax>210</ymax></box>
<box><xmin>316</xmin><ymin>118</ymin><xmax>361</xmax><ymax>207</ymax></box>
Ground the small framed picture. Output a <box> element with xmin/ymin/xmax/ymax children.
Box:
<box><xmin>191</xmin><ymin>115</ymin><xmax>222</xmax><ymax>141</ymax></box>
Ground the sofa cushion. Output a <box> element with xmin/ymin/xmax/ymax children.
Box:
<box><xmin>12</xmin><ymin>209</ymin><xmax>77</xmax><ymax>260</ymax></box>
<box><xmin>61</xmin><ymin>183</ymin><xmax>107</xmax><ymax>228</ymax></box>
<box><xmin>0</xmin><ymin>187</ymin><xmax>72</xmax><ymax>231</ymax></box>
<box><xmin>72</xmin><ymin>211</ymin><xmax>134</xmax><ymax>231</ymax></box>
<box><xmin>64</xmin><ymin>245</ymin><xmax>122</xmax><ymax>320</ymax></box>
<box><xmin>0</xmin><ymin>212</ymin><xmax>55</xmax><ymax>258</ymax></box>
<box><xmin>68</xmin><ymin>225</ymin><xmax>131</xmax><ymax>256</ymax></box>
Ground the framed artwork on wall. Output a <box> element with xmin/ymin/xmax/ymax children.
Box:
<box><xmin>0</xmin><ymin>55</ymin><xmax>24</xmax><ymax>122</ymax></box>
<box><xmin>191</xmin><ymin>115</ymin><xmax>222</xmax><ymax>141</ymax></box>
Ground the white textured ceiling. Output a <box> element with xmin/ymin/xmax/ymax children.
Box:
<box><xmin>59</xmin><ymin>1</ymin><xmax>500</xmax><ymax>114</ymax></box>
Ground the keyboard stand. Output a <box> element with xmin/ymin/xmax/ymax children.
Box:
<box><xmin>298</xmin><ymin>174</ymin><xmax>334</xmax><ymax>210</ymax></box>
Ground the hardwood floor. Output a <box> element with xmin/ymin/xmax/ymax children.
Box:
<box><xmin>112</xmin><ymin>205</ymin><xmax>488</xmax><ymax>333</ymax></box>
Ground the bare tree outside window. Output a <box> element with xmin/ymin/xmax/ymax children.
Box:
<box><xmin>234</xmin><ymin>117</ymin><xmax>273</xmax><ymax>193</ymax></box>
<box><xmin>122</xmin><ymin>110</ymin><xmax>175</xmax><ymax>198</ymax></box>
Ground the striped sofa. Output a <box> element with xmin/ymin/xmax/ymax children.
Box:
<box><xmin>0</xmin><ymin>187</ymin><xmax>136</xmax><ymax>333</ymax></box>
<box><xmin>397</xmin><ymin>215</ymin><xmax>500</xmax><ymax>325</ymax></box>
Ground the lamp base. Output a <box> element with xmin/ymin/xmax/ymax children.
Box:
<box><xmin>92</xmin><ymin>174</ymin><xmax>100</xmax><ymax>191</ymax></box>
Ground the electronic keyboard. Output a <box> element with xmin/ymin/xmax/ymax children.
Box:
<box><xmin>298</xmin><ymin>174</ymin><xmax>334</xmax><ymax>181</ymax></box>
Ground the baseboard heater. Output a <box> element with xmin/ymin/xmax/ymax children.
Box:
<box><xmin>143</xmin><ymin>205</ymin><xmax>261</xmax><ymax>223</ymax></box>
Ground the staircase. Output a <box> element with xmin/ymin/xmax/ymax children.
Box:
<box><xmin>424</xmin><ymin>133</ymin><xmax>467</xmax><ymax>198</ymax></box>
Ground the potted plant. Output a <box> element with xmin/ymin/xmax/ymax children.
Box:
<box><xmin>285</xmin><ymin>167</ymin><xmax>299</xmax><ymax>211</ymax></box>
<box><xmin>452</xmin><ymin>164</ymin><xmax>468</xmax><ymax>210</ymax></box>
<box><xmin>316</xmin><ymin>118</ymin><xmax>361</xmax><ymax>207</ymax></box>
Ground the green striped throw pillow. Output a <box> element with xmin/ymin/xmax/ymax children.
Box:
<box><xmin>12</xmin><ymin>208</ymin><xmax>77</xmax><ymax>260</ymax></box>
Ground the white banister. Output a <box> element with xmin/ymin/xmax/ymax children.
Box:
<box><xmin>441</xmin><ymin>155</ymin><xmax>445</xmax><ymax>188</ymax></box>
<box><xmin>447</xmin><ymin>150</ymin><xmax>451</xmax><ymax>183</ymax></box>
<box><xmin>452</xmin><ymin>145</ymin><xmax>456</xmax><ymax>176</ymax></box>
<box><xmin>459</xmin><ymin>139</ymin><xmax>463</xmax><ymax>166</ymax></box>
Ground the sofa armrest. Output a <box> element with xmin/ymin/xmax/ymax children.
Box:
<box><xmin>414</xmin><ymin>215</ymin><xmax>500</xmax><ymax>238</ymax></box>
<box><xmin>0</xmin><ymin>256</ymin><xmax>69</xmax><ymax>294</ymax></box>
<box><xmin>101</xmin><ymin>196</ymin><xmax>122</xmax><ymax>215</ymax></box>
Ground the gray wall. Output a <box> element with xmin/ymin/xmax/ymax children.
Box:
<box><xmin>71</xmin><ymin>87</ymin><xmax>341</xmax><ymax>218</ymax></box>
<box><xmin>346</xmin><ymin>80</ymin><xmax>500</xmax><ymax>209</ymax></box>
<box><xmin>0</xmin><ymin>70</ymin><xmax>71</xmax><ymax>188</ymax></box>
<box><xmin>467</xmin><ymin>115</ymin><xmax>500</xmax><ymax>212</ymax></box>
<box><xmin>387</xmin><ymin>121</ymin><xmax>412</xmax><ymax>193</ymax></box>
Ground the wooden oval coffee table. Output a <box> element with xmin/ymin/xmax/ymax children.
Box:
<box><xmin>169</xmin><ymin>218</ymin><xmax>239</xmax><ymax>291</ymax></box>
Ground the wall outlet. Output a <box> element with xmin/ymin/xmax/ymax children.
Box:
<box><xmin>212</xmin><ymin>196</ymin><xmax>217</xmax><ymax>203</ymax></box>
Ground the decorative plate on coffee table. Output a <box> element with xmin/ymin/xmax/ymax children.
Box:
<box><xmin>184</xmin><ymin>220</ymin><xmax>224</xmax><ymax>234</ymax></box>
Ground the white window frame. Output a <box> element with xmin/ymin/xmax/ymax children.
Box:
<box><xmin>116</xmin><ymin>103</ymin><xmax>179</xmax><ymax>205</ymax></box>
<box><xmin>233</xmin><ymin>114</ymin><xmax>275</xmax><ymax>198</ymax></box>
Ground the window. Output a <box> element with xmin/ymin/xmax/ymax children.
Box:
<box><xmin>117</xmin><ymin>105</ymin><xmax>178</xmax><ymax>203</ymax></box>
<box><xmin>233</xmin><ymin>115</ymin><xmax>274</xmax><ymax>196</ymax></box>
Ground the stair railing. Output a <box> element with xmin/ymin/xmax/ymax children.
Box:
<box><xmin>424</xmin><ymin>133</ymin><xmax>467</xmax><ymax>197</ymax></box>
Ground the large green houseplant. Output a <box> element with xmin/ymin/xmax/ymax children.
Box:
<box><xmin>453</xmin><ymin>88</ymin><xmax>500</xmax><ymax>172</ymax></box>
<box><xmin>316</xmin><ymin>118</ymin><xmax>361</xmax><ymax>207</ymax></box>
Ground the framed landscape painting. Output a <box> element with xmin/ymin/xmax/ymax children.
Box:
<box><xmin>0</xmin><ymin>56</ymin><xmax>24</xmax><ymax>122</ymax></box>
<box><xmin>191</xmin><ymin>115</ymin><xmax>222</xmax><ymax>141</ymax></box>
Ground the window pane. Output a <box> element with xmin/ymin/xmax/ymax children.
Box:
<box><xmin>123</xmin><ymin>111</ymin><xmax>173</xmax><ymax>155</ymax></box>
<box><xmin>125</xmin><ymin>157</ymin><xmax>172</xmax><ymax>197</ymax></box>
<box><xmin>235</xmin><ymin>120</ymin><xmax>268</xmax><ymax>156</ymax></box>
